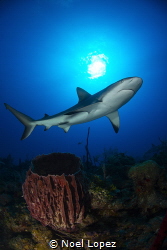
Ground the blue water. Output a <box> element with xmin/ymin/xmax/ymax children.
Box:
<box><xmin>1</xmin><ymin>0</ymin><xmax>167</xmax><ymax>163</ymax></box>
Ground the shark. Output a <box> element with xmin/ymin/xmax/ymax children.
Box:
<box><xmin>4</xmin><ymin>76</ymin><xmax>143</xmax><ymax>140</ymax></box>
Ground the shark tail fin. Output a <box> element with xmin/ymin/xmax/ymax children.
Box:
<box><xmin>4</xmin><ymin>103</ymin><xmax>36</xmax><ymax>140</ymax></box>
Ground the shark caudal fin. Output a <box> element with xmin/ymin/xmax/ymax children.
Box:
<box><xmin>4</xmin><ymin>103</ymin><xmax>36</xmax><ymax>140</ymax></box>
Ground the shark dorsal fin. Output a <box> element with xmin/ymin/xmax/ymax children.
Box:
<box><xmin>76</xmin><ymin>87</ymin><xmax>91</xmax><ymax>102</ymax></box>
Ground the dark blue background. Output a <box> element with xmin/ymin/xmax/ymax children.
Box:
<box><xmin>1</xmin><ymin>0</ymin><xmax>167</xmax><ymax>163</ymax></box>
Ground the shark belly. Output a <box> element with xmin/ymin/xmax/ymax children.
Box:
<box><xmin>67</xmin><ymin>112</ymin><xmax>89</xmax><ymax>124</ymax></box>
<box><xmin>68</xmin><ymin>103</ymin><xmax>112</xmax><ymax>125</ymax></box>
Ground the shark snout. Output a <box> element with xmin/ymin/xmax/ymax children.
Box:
<box><xmin>134</xmin><ymin>76</ymin><xmax>143</xmax><ymax>85</ymax></box>
<box><xmin>128</xmin><ymin>77</ymin><xmax>143</xmax><ymax>93</ymax></box>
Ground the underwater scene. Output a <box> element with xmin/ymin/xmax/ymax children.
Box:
<box><xmin>1</xmin><ymin>0</ymin><xmax>167</xmax><ymax>249</ymax></box>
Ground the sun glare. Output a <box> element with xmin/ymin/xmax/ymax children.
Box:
<box><xmin>87</xmin><ymin>53</ymin><xmax>108</xmax><ymax>79</ymax></box>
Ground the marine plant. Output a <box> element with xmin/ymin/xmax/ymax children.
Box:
<box><xmin>143</xmin><ymin>138</ymin><xmax>167</xmax><ymax>167</ymax></box>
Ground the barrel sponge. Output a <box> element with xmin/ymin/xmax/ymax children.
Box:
<box><xmin>22</xmin><ymin>153</ymin><xmax>89</xmax><ymax>232</ymax></box>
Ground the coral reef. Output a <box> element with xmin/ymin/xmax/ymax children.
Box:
<box><xmin>128</xmin><ymin>160</ymin><xmax>167</xmax><ymax>213</ymax></box>
<box><xmin>0</xmin><ymin>155</ymin><xmax>30</xmax><ymax>207</ymax></box>
<box><xmin>1</xmin><ymin>150</ymin><xmax>167</xmax><ymax>249</ymax></box>
<box><xmin>143</xmin><ymin>138</ymin><xmax>167</xmax><ymax>167</ymax></box>
<box><xmin>91</xmin><ymin>149</ymin><xmax>135</xmax><ymax>189</ymax></box>
<box><xmin>22</xmin><ymin>153</ymin><xmax>89</xmax><ymax>232</ymax></box>
<box><xmin>150</xmin><ymin>210</ymin><xmax>167</xmax><ymax>250</ymax></box>
<box><xmin>0</xmin><ymin>203</ymin><xmax>55</xmax><ymax>250</ymax></box>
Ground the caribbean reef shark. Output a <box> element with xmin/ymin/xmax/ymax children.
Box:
<box><xmin>4</xmin><ymin>77</ymin><xmax>142</xmax><ymax>140</ymax></box>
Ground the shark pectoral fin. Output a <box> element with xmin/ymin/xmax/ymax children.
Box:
<box><xmin>106</xmin><ymin>111</ymin><xmax>120</xmax><ymax>133</ymax></box>
<box><xmin>58</xmin><ymin>123</ymin><xmax>71</xmax><ymax>133</ymax></box>
<box><xmin>76</xmin><ymin>87</ymin><xmax>92</xmax><ymax>102</ymax></box>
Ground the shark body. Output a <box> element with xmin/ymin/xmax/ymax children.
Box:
<box><xmin>4</xmin><ymin>77</ymin><xmax>143</xmax><ymax>140</ymax></box>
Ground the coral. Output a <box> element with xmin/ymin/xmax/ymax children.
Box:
<box><xmin>128</xmin><ymin>160</ymin><xmax>167</xmax><ymax>213</ymax></box>
<box><xmin>107</xmin><ymin>152</ymin><xmax>135</xmax><ymax>167</ymax></box>
<box><xmin>31</xmin><ymin>226</ymin><xmax>53</xmax><ymax>244</ymax></box>
<box><xmin>2</xmin><ymin>152</ymin><xmax>167</xmax><ymax>249</ymax></box>
<box><xmin>89</xmin><ymin>184</ymin><xmax>113</xmax><ymax>209</ymax></box>
<box><xmin>150</xmin><ymin>210</ymin><xmax>167</xmax><ymax>250</ymax></box>
<box><xmin>93</xmin><ymin>150</ymin><xmax>135</xmax><ymax>189</ymax></box>
<box><xmin>143</xmin><ymin>138</ymin><xmax>167</xmax><ymax>164</ymax></box>
<box><xmin>128</xmin><ymin>160</ymin><xmax>161</xmax><ymax>192</ymax></box>
<box><xmin>9</xmin><ymin>235</ymin><xmax>34</xmax><ymax>250</ymax></box>
<box><xmin>0</xmin><ymin>201</ymin><xmax>55</xmax><ymax>250</ymax></box>
<box><xmin>22</xmin><ymin>153</ymin><xmax>89</xmax><ymax>232</ymax></box>
<box><xmin>88</xmin><ymin>174</ymin><xmax>122</xmax><ymax>215</ymax></box>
